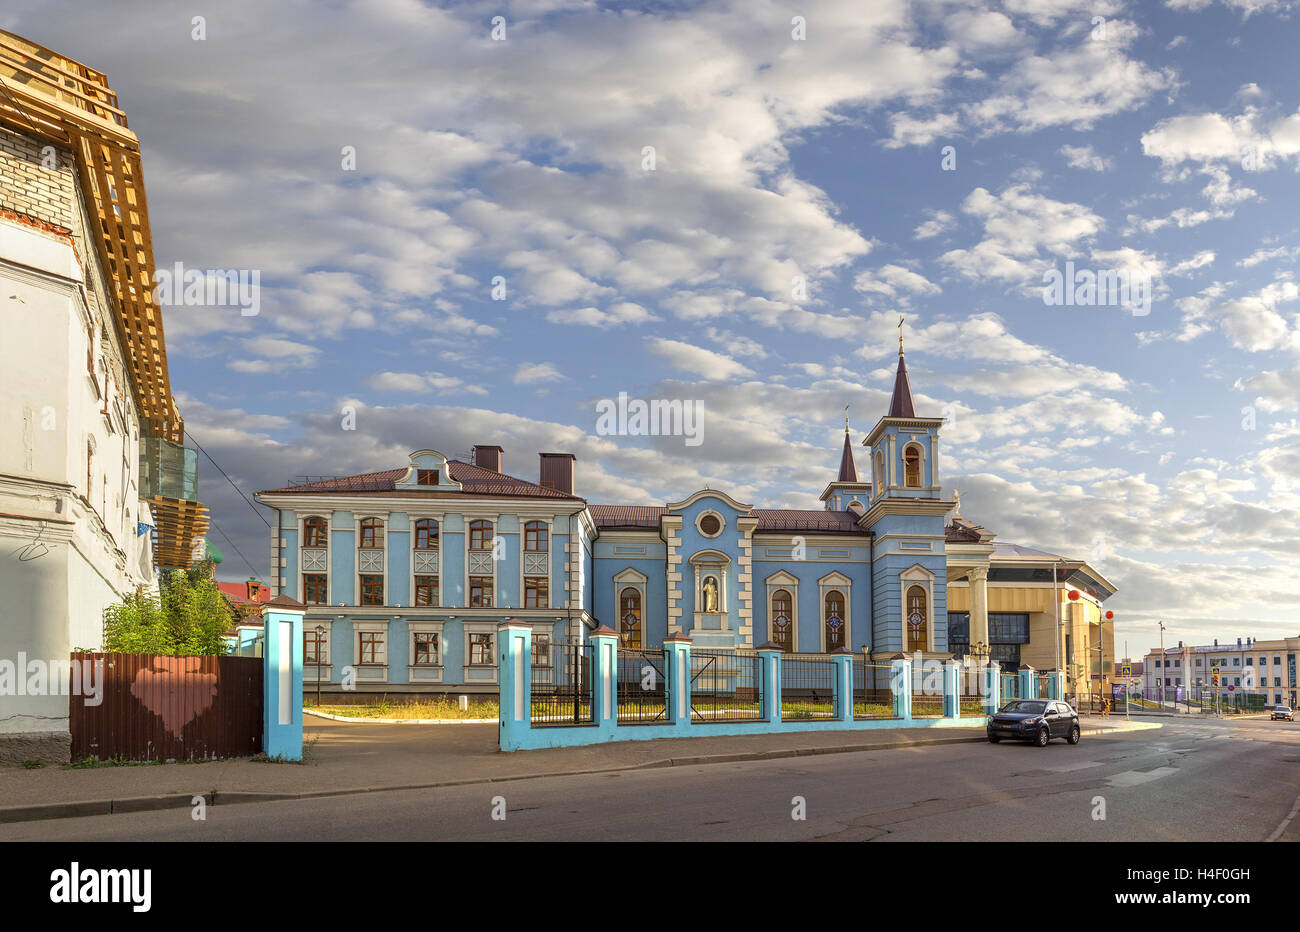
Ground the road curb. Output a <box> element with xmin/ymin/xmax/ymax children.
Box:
<box><xmin>0</xmin><ymin>723</ymin><xmax>1159</xmax><ymax>826</ymax></box>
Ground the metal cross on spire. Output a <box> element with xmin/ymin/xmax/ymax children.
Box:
<box><xmin>844</xmin><ymin>402</ymin><xmax>850</xmax><ymax>433</ymax></box>
<box><xmin>898</xmin><ymin>314</ymin><xmax>905</xmax><ymax>356</ymax></box>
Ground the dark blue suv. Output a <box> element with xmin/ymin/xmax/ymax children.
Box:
<box><xmin>987</xmin><ymin>699</ymin><xmax>1080</xmax><ymax>747</ymax></box>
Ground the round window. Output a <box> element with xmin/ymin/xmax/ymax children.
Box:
<box><xmin>699</xmin><ymin>514</ymin><xmax>722</xmax><ymax>536</ymax></box>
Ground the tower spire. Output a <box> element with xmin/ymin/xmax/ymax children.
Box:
<box><xmin>887</xmin><ymin>342</ymin><xmax>918</xmax><ymax>418</ymax></box>
<box><xmin>837</xmin><ymin>427</ymin><xmax>859</xmax><ymax>483</ymax></box>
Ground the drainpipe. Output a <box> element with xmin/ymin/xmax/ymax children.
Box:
<box><xmin>868</xmin><ymin>532</ymin><xmax>875</xmax><ymax>657</ymax></box>
<box><xmin>1053</xmin><ymin>558</ymin><xmax>1062</xmax><ymax>687</ymax></box>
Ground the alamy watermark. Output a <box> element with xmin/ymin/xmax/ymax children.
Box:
<box><xmin>595</xmin><ymin>392</ymin><xmax>704</xmax><ymax>447</ymax></box>
<box><xmin>153</xmin><ymin>261</ymin><xmax>261</xmax><ymax>316</ymax></box>
<box><xmin>0</xmin><ymin>654</ymin><xmax>103</xmax><ymax>706</ymax></box>
<box><xmin>1042</xmin><ymin>261</ymin><xmax>1151</xmax><ymax>317</ymax></box>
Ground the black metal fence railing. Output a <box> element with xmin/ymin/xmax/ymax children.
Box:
<box><xmin>853</xmin><ymin>658</ymin><xmax>897</xmax><ymax>720</ymax></box>
<box><xmin>959</xmin><ymin>665</ymin><xmax>986</xmax><ymax>717</ymax></box>
<box><xmin>616</xmin><ymin>649</ymin><xmax>667</xmax><ymax>724</ymax></box>
<box><xmin>911</xmin><ymin>691</ymin><xmax>945</xmax><ymax>718</ymax></box>
<box><xmin>690</xmin><ymin>649</ymin><xmax>762</xmax><ymax>723</ymax></box>
<box><xmin>781</xmin><ymin>656</ymin><xmax>836</xmax><ymax>721</ymax></box>
<box><xmin>531</xmin><ymin>640</ymin><xmax>593</xmax><ymax>727</ymax></box>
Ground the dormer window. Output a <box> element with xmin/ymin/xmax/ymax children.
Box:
<box><xmin>904</xmin><ymin>446</ymin><xmax>922</xmax><ymax>488</ymax></box>
<box><xmin>417</xmin><ymin>468</ymin><xmax>439</xmax><ymax>486</ymax></box>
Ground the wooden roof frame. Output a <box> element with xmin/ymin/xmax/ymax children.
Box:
<box><xmin>0</xmin><ymin>29</ymin><xmax>182</xmax><ymax>443</ymax></box>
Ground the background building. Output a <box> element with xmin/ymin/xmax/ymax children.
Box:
<box><xmin>0</xmin><ymin>30</ymin><xmax>207</xmax><ymax>760</ymax></box>
<box><xmin>1144</xmin><ymin>636</ymin><xmax>1297</xmax><ymax>709</ymax></box>
<box><xmin>257</xmin><ymin>348</ymin><xmax>1117</xmax><ymax>699</ymax></box>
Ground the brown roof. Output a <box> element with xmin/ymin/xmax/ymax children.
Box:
<box><xmin>590</xmin><ymin>504</ymin><xmax>868</xmax><ymax>535</ymax></box>
<box><xmin>945</xmin><ymin>516</ymin><xmax>993</xmax><ymax>543</ymax></box>
<box><xmin>259</xmin><ymin>460</ymin><xmax>583</xmax><ymax>500</ymax></box>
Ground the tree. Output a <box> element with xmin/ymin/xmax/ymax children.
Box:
<box><xmin>103</xmin><ymin>559</ymin><xmax>232</xmax><ymax>656</ymax></box>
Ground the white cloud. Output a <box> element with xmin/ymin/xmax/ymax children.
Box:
<box><xmin>1059</xmin><ymin>144</ymin><xmax>1113</xmax><ymax>172</ymax></box>
<box><xmin>646</xmin><ymin>338</ymin><xmax>755</xmax><ymax>380</ymax></box>
<box><xmin>513</xmin><ymin>362</ymin><xmax>567</xmax><ymax>385</ymax></box>
<box><xmin>914</xmin><ymin>209</ymin><xmax>957</xmax><ymax>240</ymax></box>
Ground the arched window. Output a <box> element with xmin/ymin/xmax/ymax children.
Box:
<box><xmin>772</xmin><ymin>589</ymin><xmax>793</xmax><ymax>652</ymax></box>
<box><xmin>524</xmin><ymin>521</ymin><xmax>548</xmax><ymax>552</ymax></box>
<box><xmin>469</xmin><ymin>520</ymin><xmax>492</xmax><ymax>551</ymax></box>
<box><xmin>620</xmin><ymin>587</ymin><xmax>642</xmax><ymax>648</ymax></box>
<box><xmin>304</xmin><ymin>516</ymin><xmax>328</xmax><ymax>548</ymax></box>
<box><xmin>359</xmin><ymin>517</ymin><xmax>383</xmax><ymax>548</ymax></box>
<box><xmin>414</xmin><ymin>519</ymin><xmax>439</xmax><ymax>550</ymax></box>
<box><xmin>904</xmin><ymin>446</ymin><xmax>922</xmax><ymax>488</ymax></box>
<box><xmin>906</xmin><ymin>585</ymin><xmax>928</xmax><ymax>652</ymax></box>
<box><xmin>824</xmin><ymin>589</ymin><xmax>845</xmax><ymax>651</ymax></box>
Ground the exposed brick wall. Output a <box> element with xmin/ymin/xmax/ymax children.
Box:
<box><xmin>0</xmin><ymin>124</ymin><xmax>120</xmax><ymax>338</ymax></box>
<box><xmin>0</xmin><ymin>125</ymin><xmax>76</xmax><ymax>230</ymax></box>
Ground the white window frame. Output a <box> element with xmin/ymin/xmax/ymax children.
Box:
<box><xmin>304</xmin><ymin>622</ymin><xmax>331</xmax><ymax>667</ymax></box>
<box><xmin>463</xmin><ymin>622</ymin><xmax>499</xmax><ymax>684</ymax></box>
<box><xmin>613</xmin><ymin>567</ymin><xmax>648</xmax><ymax>648</ymax></box>
<box><xmin>521</xmin><ymin>518</ymin><xmax>551</xmax><ymax>609</ymax></box>
<box><xmin>356</xmin><ymin>515</ymin><xmax>387</xmax><ymax>606</ymax></box>
<box><xmin>353</xmin><ymin>620</ymin><xmax>389</xmax><ymax>683</ymax></box>
<box><xmin>818</xmin><ymin>571</ymin><xmax>852</xmax><ymax>653</ymax></box>
<box><xmin>408</xmin><ymin>620</ymin><xmax>444</xmax><ymax>683</ymax></box>
<box><xmin>765</xmin><ymin>570</ymin><xmax>799</xmax><ymax>652</ymax></box>
<box><xmin>466</xmin><ymin>517</ymin><xmax>497</xmax><ymax>608</ymax></box>
<box><xmin>899</xmin><ymin>564</ymin><xmax>935</xmax><ymax>653</ymax></box>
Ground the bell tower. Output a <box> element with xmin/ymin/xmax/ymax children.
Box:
<box><xmin>861</xmin><ymin>322</ymin><xmax>955</xmax><ymax>657</ymax></box>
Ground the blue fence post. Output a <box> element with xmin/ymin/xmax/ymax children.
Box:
<box><xmin>497</xmin><ymin>620</ymin><xmax>533</xmax><ymax>752</ymax></box>
<box><xmin>1019</xmin><ymin>664</ymin><xmax>1035</xmax><ymax>701</ymax></box>
<box><xmin>943</xmin><ymin>659</ymin><xmax>960</xmax><ymax>718</ymax></box>
<box><xmin>590</xmin><ymin>625</ymin><xmax>619</xmax><ymax>730</ymax></box>
<box><xmin>263</xmin><ymin>596</ymin><xmax>305</xmax><ymax>761</ymax></box>
<box><xmin>756</xmin><ymin>642</ymin><xmax>783</xmax><ymax>722</ymax></box>
<box><xmin>984</xmin><ymin>663</ymin><xmax>1001</xmax><ymax>714</ymax></box>
<box><xmin>664</xmin><ymin>634</ymin><xmax>692</xmax><ymax>726</ymax></box>
<box><xmin>890</xmin><ymin>653</ymin><xmax>912</xmax><ymax>720</ymax></box>
<box><xmin>831</xmin><ymin>647</ymin><xmax>853</xmax><ymax>721</ymax></box>
<box><xmin>1050</xmin><ymin>670</ymin><xmax>1065</xmax><ymax>701</ymax></box>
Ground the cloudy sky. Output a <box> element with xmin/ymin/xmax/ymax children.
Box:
<box><xmin>12</xmin><ymin>0</ymin><xmax>1300</xmax><ymax>652</ymax></box>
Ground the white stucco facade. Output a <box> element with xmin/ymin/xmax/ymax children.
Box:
<box><xmin>0</xmin><ymin>211</ymin><xmax>156</xmax><ymax>758</ymax></box>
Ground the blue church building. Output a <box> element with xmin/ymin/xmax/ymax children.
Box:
<box><xmin>255</xmin><ymin>348</ymin><xmax>1113</xmax><ymax>697</ymax></box>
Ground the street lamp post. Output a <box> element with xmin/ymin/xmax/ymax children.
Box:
<box><xmin>314</xmin><ymin>624</ymin><xmax>326</xmax><ymax>710</ymax></box>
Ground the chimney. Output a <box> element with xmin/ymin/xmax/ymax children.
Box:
<box><xmin>472</xmin><ymin>445</ymin><xmax>503</xmax><ymax>472</ymax></box>
<box><xmin>247</xmin><ymin>577</ymin><xmax>262</xmax><ymax>601</ymax></box>
<box><xmin>1213</xmin><ymin>638</ymin><xmax>1218</xmax><ymax>647</ymax></box>
<box><xmin>539</xmin><ymin>453</ymin><xmax>576</xmax><ymax>495</ymax></box>
<box><xmin>1237</xmin><ymin>637</ymin><xmax>1242</xmax><ymax>647</ymax></box>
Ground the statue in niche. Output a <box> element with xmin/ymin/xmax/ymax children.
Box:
<box><xmin>702</xmin><ymin>575</ymin><xmax>720</xmax><ymax>613</ymax></box>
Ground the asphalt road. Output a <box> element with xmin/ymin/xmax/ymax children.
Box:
<box><xmin>4</xmin><ymin>716</ymin><xmax>1298</xmax><ymax>842</ymax></box>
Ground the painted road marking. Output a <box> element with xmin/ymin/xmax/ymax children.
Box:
<box><xmin>1107</xmin><ymin>766</ymin><xmax>1179</xmax><ymax>787</ymax></box>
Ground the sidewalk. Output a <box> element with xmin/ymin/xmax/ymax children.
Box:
<box><xmin>0</xmin><ymin>716</ymin><xmax>1158</xmax><ymax>825</ymax></box>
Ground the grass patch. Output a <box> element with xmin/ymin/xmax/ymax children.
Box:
<box><xmin>306</xmin><ymin>696</ymin><xmax>499</xmax><ymax>720</ymax></box>
<box><xmin>64</xmin><ymin>755</ymin><xmax>164</xmax><ymax>769</ymax></box>
<box><xmin>21</xmin><ymin>759</ymin><xmax>46</xmax><ymax>769</ymax></box>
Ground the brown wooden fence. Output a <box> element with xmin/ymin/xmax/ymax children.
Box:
<box><xmin>68</xmin><ymin>653</ymin><xmax>263</xmax><ymax>762</ymax></box>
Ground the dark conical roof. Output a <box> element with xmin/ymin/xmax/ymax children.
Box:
<box><xmin>888</xmin><ymin>351</ymin><xmax>917</xmax><ymax>418</ymax></box>
<box><xmin>837</xmin><ymin>430</ymin><xmax>859</xmax><ymax>482</ymax></box>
